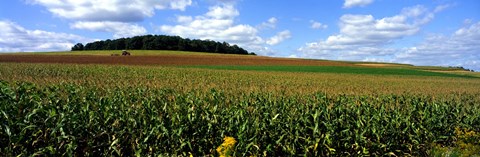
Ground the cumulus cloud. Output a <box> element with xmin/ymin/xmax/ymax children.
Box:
<box><xmin>298</xmin><ymin>5</ymin><xmax>435</xmax><ymax>60</ymax></box>
<box><xmin>71</xmin><ymin>21</ymin><xmax>146</xmax><ymax>38</ymax></box>
<box><xmin>31</xmin><ymin>0</ymin><xmax>192</xmax><ymax>22</ymax></box>
<box><xmin>160</xmin><ymin>4</ymin><xmax>289</xmax><ymax>55</ymax></box>
<box><xmin>266</xmin><ymin>30</ymin><xmax>291</xmax><ymax>45</ymax></box>
<box><xmin>204</xmin><ymin>4</ymin><xmax>239</xmax><ymax>19</ymax></box>
<box><xmin>30</xmin><ymin>0</ymin><xmax>192</xmax><ymax>38</ymax></box>
<box><xmin>343</xmin><ymin>0</ymin><xmax>374</xmax><ymax>8</ymax></box>
<box><xmin>298</xmin><ymin>4</ymin><xmax>479</xmax><ymax>71</ymax></box>
<box><xmin>395</xmin><ymin>21</ymin><xmax>480</xmax><ymax>71</ymax></box>
<box><xmin>0</xmin><ymin>20</ymin><xmax>91</xmax><ymax>52</ymax></box>
<box><xmin>310</xmin><ymin>20</ymin><xmax>327</xmax><ymax>29</ymax></box>
<box><xmin>160</xmin><ymin>5</ymin><xmax>259</xmax><ymax>43</ymax></box>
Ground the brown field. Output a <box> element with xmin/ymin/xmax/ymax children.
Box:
<box><xmin>0</xmin><ymin>54</ymin><xmax>353</xmax><ymax>66</ymax></box>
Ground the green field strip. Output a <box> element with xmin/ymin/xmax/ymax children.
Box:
<box><xmin>185</xmin><ymin>65</ymin><xmax>477</xmax><ymax>78</ymax></box>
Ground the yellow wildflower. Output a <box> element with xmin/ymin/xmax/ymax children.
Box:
<box><xmin>216</xmin><ymin>136</ymin><xmax>237</xmax><ymax>157</ymax></box>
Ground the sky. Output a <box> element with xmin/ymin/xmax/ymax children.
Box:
<box><xmin>1</xmin><ymin>0</ymin><xmax>479</xmax><ymax>71</ymax></box>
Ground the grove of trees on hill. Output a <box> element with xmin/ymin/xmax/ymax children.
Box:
<box><xmin>71</xmin><ymin>35</ymin><xmax>255</xmax><ymax>55</ymax></box>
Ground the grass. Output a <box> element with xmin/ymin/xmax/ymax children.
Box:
<box><xmin>185</xmin><ymin>65</ymin><xmax>477</xmax><ymax>78</ymax></box>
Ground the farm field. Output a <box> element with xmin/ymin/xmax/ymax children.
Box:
<box><xmin>1</xmin><ymin>50</ymin><xmax>480</xmax><ymax>156</ymax></box>
<box><xmin>0</xmin><ymin>50</ymin><xmax>351</xmax><ymax>66</ymax></box>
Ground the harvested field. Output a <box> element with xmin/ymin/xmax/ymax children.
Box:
<box><xmin>0</xmin><ymin>54</ymin><xmax>352</xmax><ymax>66</ymax></box>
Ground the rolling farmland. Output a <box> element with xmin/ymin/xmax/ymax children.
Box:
<box><xmin>1</xmin><ymin>50</ymin><xmax>480</xmax><ymax>156</ymax></box>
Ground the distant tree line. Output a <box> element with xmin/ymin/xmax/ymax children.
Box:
<box><xmin>448</xmin><ymin>66</ymin><xmax>475</xmax><ymax>72</ymax></box>
<box><xmin>71</xmin><ymin>35</ymin><xmax>255</xmax><ymax>55</ymax></box>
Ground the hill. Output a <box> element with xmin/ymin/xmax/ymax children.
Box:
<box><xmin>0</xmin><ymin>50</ymin><xmax>477</xmax><ymax>78</ymax></box>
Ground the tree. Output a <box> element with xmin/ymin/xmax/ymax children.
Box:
<box><xmin>126</xmin><ymin>36</ymin><xmax>143</xmax><ymax>50</ymax></box>
<box><xmin>71</xmin><ymin>43</ymin><xmax>84</xmax><ymax>51</ymax></box>
<box><xmin>214</xmin><ymin>43</ymin><xmax>222</xmax><ymax>53</ymax></box>
<box><xmin>80</xmin><ymin>35</ymin><xmax>251</xmax><ymax>55</ymax></box>
<box><xmin>178</xmin><ymin>39</ymin><xmax>188</xmax><ymax>51</ymax></box>
<box><xmin>105</xmin><ymin>39</ymin><xmax>116</xmax><ymax>50</ymax></box>
<box><xmin>115</xmin><ymin>38</ymin><xmax>126</xmax><ymax>50</ymax></box>
<box><xmin>142</xmin><ymin>35</ymin><xmax>155</xmax><ymax>50</ymax></box>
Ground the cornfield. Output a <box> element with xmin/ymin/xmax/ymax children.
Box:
<box><xmin>1</xmin><ymin>63</ymin><xmax>480</xmax><ymax>156</ymax></box>
<box><xmin>2</xmin><ymin>81</ymin><xmax>480</xmax><ymax>156</ymax></box>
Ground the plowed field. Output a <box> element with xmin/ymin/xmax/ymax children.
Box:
<box><xmin>0</xmin><ymin>54</ymin><xmax>352</xmax><ymax>66</ymax></box>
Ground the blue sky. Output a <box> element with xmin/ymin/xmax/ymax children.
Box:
<box><xmin>1</xmin><ymin>0</ymin><xmax>479</xmax><ymax>71</ymax></box>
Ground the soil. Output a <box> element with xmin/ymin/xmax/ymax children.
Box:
<box><xmin>0</xmin><ymin>54</ymin><xmax>353</xmax><ymax>66</ymax></box>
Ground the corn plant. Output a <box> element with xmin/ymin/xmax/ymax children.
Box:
<box><xmin>1</xmin><ymin>81</ymin><xmax>479</xmax><ymax>156</ymax></box>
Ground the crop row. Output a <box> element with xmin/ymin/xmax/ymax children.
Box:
<box><xmin>185</xmin><ymin>65</ymin><xmax>474</xmax><ymax>78</ymax></box>
<box><xmin>1</xmin><ymin>81</ymin><xmax>479</xmax><ymax>156</ymax></box>
<box><xmin>2</xmin><ymin>63</ymin><xmax>479</xmax><ymax>98</ymax></box>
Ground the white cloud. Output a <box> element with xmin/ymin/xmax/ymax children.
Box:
<box><xmin>71</xmin><ymin>21</ymin><xmax>147</xmax><ymax>38</ymax></box>
<box><xmin>464</xmin><ymin>19</ymin><xmax>473</xmax><ymax>25</ymax></box>
<box><xmin>176</xmin><ymin>15</ymin><xmax>193</xmax><ymax>23</ymax></box>
<box><xmin>343</xmin><ymin>0</ymin><xmax>374</xmax><ymax>8</ymax></box>
<box><xmin>310</xmin><ymin>20</ymin><xmax>328</xmax><ymax>29</ymax></box>
<box><xmin>287</xmin><ymin>54</ymin><xmax>299</xmax><ymax>58</ymax></box>
<box><xmin>259</xmin><ymin>17</ymin><xmax>278</xmax><ymax>29</ymax></box>
<box><xmin>204</xmin><ymin>4</ymin><xmax>239</xmax><ymax>19</ymax></box>
<box><xmin>266</xmin><ymin>30</ymin><xmax>291</xmax><ymax>45</ymax></box>
<box><xmin>31</xmin><ymin>0</ymin><xmax>192</xmax><ymax>22</ymax></box>
<box><xmin>299</xmin><ymin>5</ymin><xmax>435</xmax><ymax>60</ymax></box>
<box><xmin>434</xmin><ymin>4</ymin><xmax>451</xmax><ymax>13</ymax></box>
<box><xmin>160</xmin><ymin>4</ymin><xmax>289</xmax><ymax>55</ymax></box>
<box><xmin>30</xmin><ymin>0</ymin><xmax>192</xmax><ymax>38</ymax></box>
<box><xmin>0</xmin><ymin>20</ymin><xmax>91</xmax><ymax>52</ymax></box>
<box><xmin>298</xmin><ymin>4</ymin><xmax>480</xmax><ymax>71</ymax></box>
<box><xmin>170</xmin><ymin>0</ymin><xmax>193</xmax><ymax>11</ymax></box>
<box><xmin>268</xmin><ymin>17</ymin><xmax>278</xmax><ymax>24</ymax></box>
<box><xmin>400</xmin><ymin>5</ymin><xmax>434</xmax><ymax>25</ymax></box>
<box><xmin>395</xmin><ymin>21</ymin><xmax>480</xmax><ymax>71</ymax></box>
